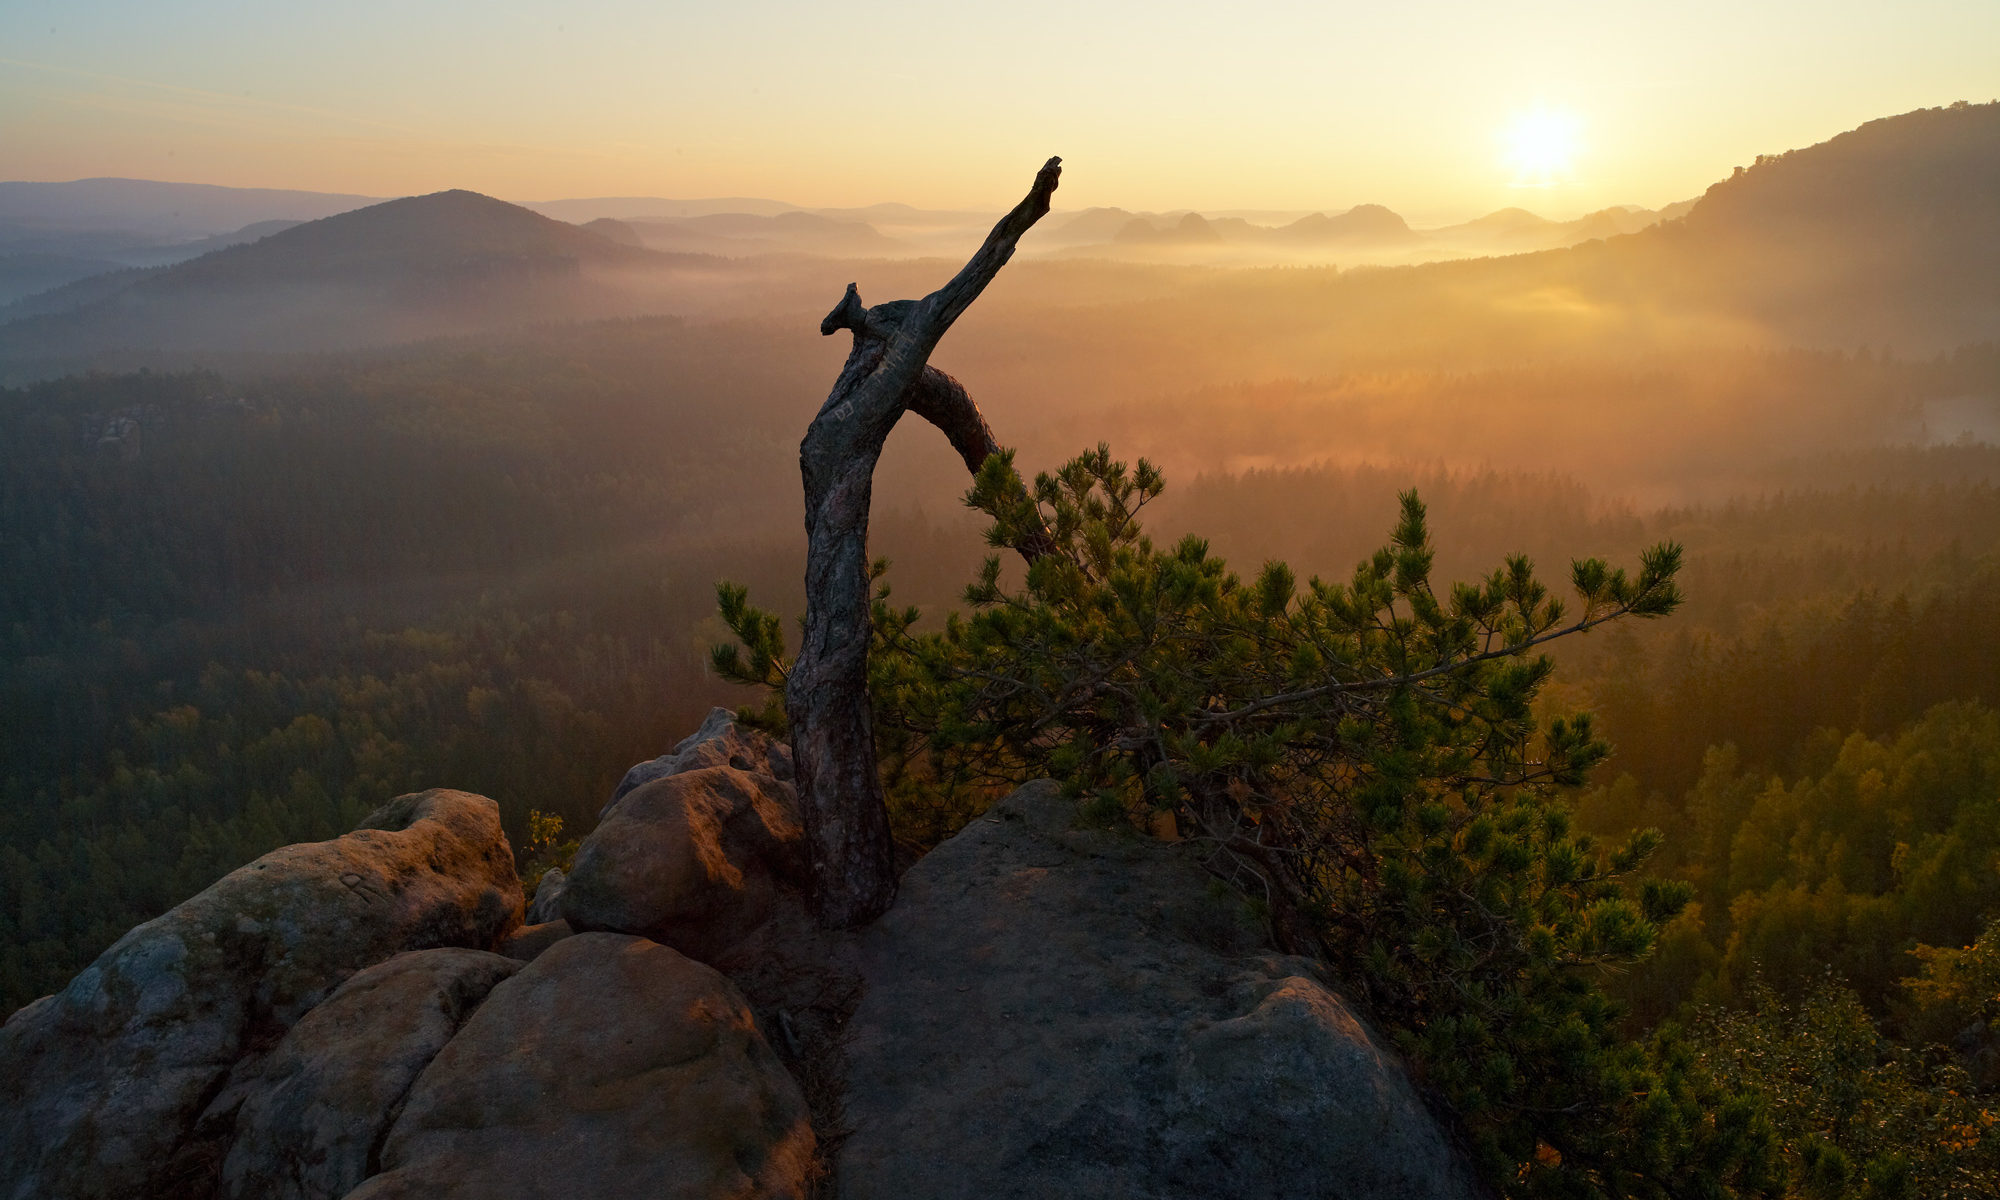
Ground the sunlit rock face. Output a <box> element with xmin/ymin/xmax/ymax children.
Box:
<box><xmin>562</xmin><ymin>709</ymin><xmax>805</xmax><ymax>962</ymax></box>
<box><xmin>0</xmin><ymin>789</ymin><xmax>523</xmax><ymax>1200</ymax></box>
<box><xmin>604</xmin><ymin>706</ymin><xmax>797</xmax><ymax>815</ymax></box>
<box><xmin>497</xmin><ymin>918</ymin><xmax>573</xmax><ymax>962</ymax></box>
<box><xmin>836</xmin><ymin>779</ymin><xmax>1487</xmax><ymax>1200</ymax></box>
<box><xmin>0</xmin><ymin>714</ymin><xmax>1476</xmax><ymax>1200</ymax></box>
<box><xmin>343</xmin><ymin>932</ymin><xmax>816</xmax><ymax>1200</ymax></box>
<box><xmin>218</xmin><ymin>948</ymin><xmax>522</xmax><ymax>1200</ymax></box>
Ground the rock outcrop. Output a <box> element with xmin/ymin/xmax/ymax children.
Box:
<box><xmin>497</xmin><ymin>919</ymin><xmax>572</xmax><ymax>962</ymax></box>
<box><xmin>604</xmin><ymin>706</ymin><xmax>795</xmax><ymax>814</ymax></box>
<box><xmin>0</xmin><ymin>710</ymin><xmax>1485</xmax><ymax>1200</ymax></box>
<box><xmin>562</xmin><ymin>711</ymin><xmax>804</xmax><ymax>961</ymax></box>
<box><xmin>0</xmin><ymin>789</ymin><xmax>523</xmax><ymax>1200</ymax></box>
<box><xmin>523</xmin><ymin>867</ymin><xmax>566</xmax><ymax>924</ymax></box>
<box><xmin>345</xmin><ymin>932</ymin><xmax>816</xmax><ymax>1200</ymax></box>
<box><xmin>836</xmin><ymin>779</ymin><xmax>1486</xmax><ymax>1200</ymax></box>
<box><xmin>218</xmin><ymin>948</ymin><xmax>521</xmax><ymax>1200</ymax></box>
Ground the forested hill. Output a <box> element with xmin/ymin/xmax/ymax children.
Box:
<box><xmin>0</xmin><ymin>190</ymin><xmax>711</xmax><ymax>360</ymax></box>
<box><xmin>1682</xmin><ymin>101</ymin><xmax>2000</xmax><ymax>246</ymax></box>
<box><xmin>1652</xmin><ymin>100</ymin><xmax>2000</xmax><ymax>340</ymax></box>
<box><xmin>144</xmin><ymin>189</ymin><xmax>653</xmax><ymax>281</ymax></box>
<box><xmin>1382</xmin><ymin>101</ymin><xmax>2000</xmax><ymax>352</ymax></box>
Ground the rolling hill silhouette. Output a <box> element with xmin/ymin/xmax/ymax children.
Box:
<box><xmin>1276</xmin><ymin>204</ymin><xmax>1416</xmax><ymax>244</ymax></box>
<box><xmin>0</xmin><ymin>190</ymin><xmax>697</xmax><ymax>360</ymax></box>
<box><xmin>622</xmin><ymin>210</ymin><xmax>906</xmax><ymax>257</ymax></box>
<box><xmin>0</xmin><ymin>104</ymin><xmax>1991</xmax><ymax>370</ymax></box>
<box><xmin>1584</xmin><ymin>100</ymin><xmax>2000</xmax><ymax>343</ymax></box>
<box><xmin>157</xmin><ymin>189</ymin><xmax>648</xmax><ymax>285</ymax></box>
<box><xmin>1685</xmin><ymin>102</ymin><xmax>1998</xmax><ymax>245</ymax></box>
<box><xmin>0</xmin><ymin>178</ymin><xmax>375</xmax><ymax>240</ymax></box>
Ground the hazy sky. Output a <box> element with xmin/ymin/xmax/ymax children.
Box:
<box><xmin>3</xmin><ymin>0</ymin><xmax>1996</xmax><ymax>221</ymax></box>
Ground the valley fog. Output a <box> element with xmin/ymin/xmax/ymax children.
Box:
<box><xmin>3</xmin><ymin>97</ymin><xmax>2000</xmax><ymax>1197</ymax></box>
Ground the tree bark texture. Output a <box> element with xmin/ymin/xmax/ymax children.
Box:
<box><xmin>788</xmin><ymin>156</ymin><xmax>1062</xmax><ymax>928</ymax></box>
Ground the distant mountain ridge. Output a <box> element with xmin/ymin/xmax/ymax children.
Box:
<box><xmin>0</xmin><ymin>190</ymin><xmax>686</xmax><ymax>361</ymax></box>
<box><xmin>0</xmin><ymin>102</ymin><xmax>1991</xmax><ymax>366</ymax></box>
<box><xmin>1046</xmin><ymin>198</ymin><xmax>1691</xmax><ymax>262</ymax></box>
<box><xmin>0</xmin><ymin>178</ymin><xmax>377</xmax><ymax>239</ymax></box>
<box><xmin>157</xmin><ymin>189</ymin><xmax>644</xmax><ymax>283</ymax></box>
<box><xmin>1278</xmin><ymin>204</ymin><xmax>1414</xmax><ymax>243</ymax></box>
<box><xmin>621</xmin><ymin>211</ymin><xmax>907</xmax><ymax>257</ymax></box>
<box><xmin>1686</xmin><ymin>101</ymin><xmax>1998</xmax><ymax>240</ymax></box>
<box><xmin>1628</xmin><ymin>100</ymin><xmax>2000</xmax><ymax>342</ymax></box>
<box><xmin>0</xmin><ymin>180</ymin><xmax>377</xmax><ymax>303</ymax></box>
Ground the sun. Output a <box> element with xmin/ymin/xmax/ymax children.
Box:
<box><xmin>1503</xmin><ymin>107</ymin><xmax>1583</xmax><ymax>188</ymax></box>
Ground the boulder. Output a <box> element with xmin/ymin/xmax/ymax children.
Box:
<box><xmin>345</xmin><ymin>932</ymin><xmax>815</xmax><ymax>1200</ymax></box>
<box><xmin>563</xmin><ymin>713</ymin><xmax>804</xmax><ymax>962</ymax></box>
<box><xmin>0</xmin><ymin>789</ymin><xmax>523</xmax><ymax>1200</ymax></box>
<box><xmin>836</xmin><ymin>780</ymin><xmax>1486</xmax><ymax>1200</ymax></box>
<box><xmin>604</xmin><ymin>706</ymin><xmax>793</xmax><ymax>816</ymax></box>
<box><xmin>497</xmin><ymin>919</ymin><xmax>572</xmax><ymax>962</ymax></box>
<box><xmin>523</xmin><ymin>867</ymin><xmax>566</xmax><ymax>925</ymax></box>
<box><xmin>218</xmin><ymin>948</ymin><xmax>520</xmax><ymax>1200</ymax></box>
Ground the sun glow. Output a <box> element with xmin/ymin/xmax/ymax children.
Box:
<box><xmin>1503</xmin><ymin>107</ymin><xmax>1583</xmax><ymax>189</ymax></box>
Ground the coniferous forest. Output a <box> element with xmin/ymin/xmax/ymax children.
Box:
<box><xmin>6</xmin><ymin>329</ymin><xmax>2000</xmax><ymax>1188</ymax></box>
<box><xmin>4</xmin><ymin>99</ymin><xmax>2000</xmax><ymax>1198</ymax></box>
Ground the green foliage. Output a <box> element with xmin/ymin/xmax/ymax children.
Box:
<box><xmin>0</xmin><ymin>364</ymin><xmax>794</xmax><ymax>1011</ymax></box>
<box><xmin>518</xmin><ymin>809</ymin><xmax>579</xmax><ymax>890</ymax></box>
<box><xmin>1628</xmin><ymin>702</ymin><xmax>2000</xmax><ymax>1016</ymax></box>
<box><xmin>1684</xmin><ymin>980</ymin><xmax>2000</xmax><ymax>1199</ymax></box>
<box><xmin>710</xmin><ymin>582</ymin><xmax>789</xmax><ymax>732</ymax></box>
<box><xmin>12</xmin><ymin>342</ymin><xmax>2000</xmax><ymax>1193</ymax></box>
<box><xmin>716</xmin><ymin>445</ymin><xmax>1785</xmax><ymax>1198</ymax></box>
<box><xmin>0</xmin><ymin>613</ymin><xmax>661</xmax><ymax>1008</ymax></box>
<box><xmin>1905</xmin><ymin>915</ymin><xmax>2000</xmax><ymax>1047</ymax></box>
<box><xmin>712</xmin><ymin>559</ymin><xmax>1005</xmax><ymax>852</ymax></box>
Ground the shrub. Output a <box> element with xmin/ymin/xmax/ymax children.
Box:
<box><xmin>717</xmin><ymin>445</ymin><xmax>1782</xmax><ymax>1197</ymax></box>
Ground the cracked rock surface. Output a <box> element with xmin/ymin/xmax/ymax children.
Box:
<box><xmin>836</xmin><ymin>779</ymin><xmax>1488</xmax><ymax>1200</ymax></box>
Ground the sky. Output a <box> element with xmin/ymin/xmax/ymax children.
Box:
<box><xmin>2</xmin><ymin>0</ymin><xmax>1996</xmax><ymax>223</ymax></box>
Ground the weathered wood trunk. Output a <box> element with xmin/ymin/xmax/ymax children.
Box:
<box><xmin>788</xmin><ymin>157</ymin><xmax>1062</xmax><ymax>928</ymax></box>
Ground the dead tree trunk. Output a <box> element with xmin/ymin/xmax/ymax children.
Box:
<box><xmin>789</xmin><ymin>156</ymin><xmax>1062</xmax><ymax>928</ymax></box>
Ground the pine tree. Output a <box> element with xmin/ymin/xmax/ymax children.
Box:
<box><xmin>717</xmin><ymin>445</ymin><xmax>1785</xmax><ymax>1197</ymax></box>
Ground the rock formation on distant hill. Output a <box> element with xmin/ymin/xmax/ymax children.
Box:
<box><xmin>0</xmin><ymin>709</ymin><xmax>1483</xmax><ymax>1200</ymax></box>
<box><xmin>0</xmin><ymin>189</ymin><xmax>691</xmax><ymax>360</ymax></box>
<box><xmin>580</xmin><ymin>216</ymin><xmax>645</xmax><ymax>246</ymax></box>
<box><xmin>1277</xmin><ymin>203</ymin><xmax>1415</xmax><ymax>243</ymax></box>
<box><xmin>1115</xmin><ymin>211</ymin><xmax>1225</xmax><ymax>245</ymax></box>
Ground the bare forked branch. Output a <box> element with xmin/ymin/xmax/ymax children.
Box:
<box><xmin>788</xmin><ymin>156</ymin><xmax>1062</xmax><ymax>928</ymax></box>
<box><xmin>921</xmin><ymin>155</ymin><xmax>1064</xmax><ymax>339</ymax></box>
<box><xmin>816</xmin><ymin>157</ymin><xmax>1062</xmax><ymax>422</ymax></box>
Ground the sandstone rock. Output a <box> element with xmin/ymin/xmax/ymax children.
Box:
<box><xmin>523</xmin><ymin>867</ymin><xmax>566</xmax><ymax>925</ymax></box>
<box><xmin>345</xmin><ymin>932</ymin><xmax>815</xmax><ymax>1200</ymax></box>
<box><xmin>563</xmin><ymin>713</ymin><xmax>804</xmax><ymax>962</ymax></box>
<box><xmin>218</xmin><ymin>948</ymin><xmax>520</xmax><ymax>1200</ymax></box>
<box><xmin>604</xmin><ymin>706</ymin><xmax>793</xmax><ymax>817</ymax></box>
<box><xmin>497</xmin><ymin>919</ymin><xmax>572</xmax><ymax>962</ymax></box>
<box><xmin>0</xmin><ymin>789</ymin><xmax>523</xmax><ymax>1200</ymax></box>
<box><xmin>836</xmin><ymin>779</ymin><xmax>1486</xmax><ymax>1200</ymax></box>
